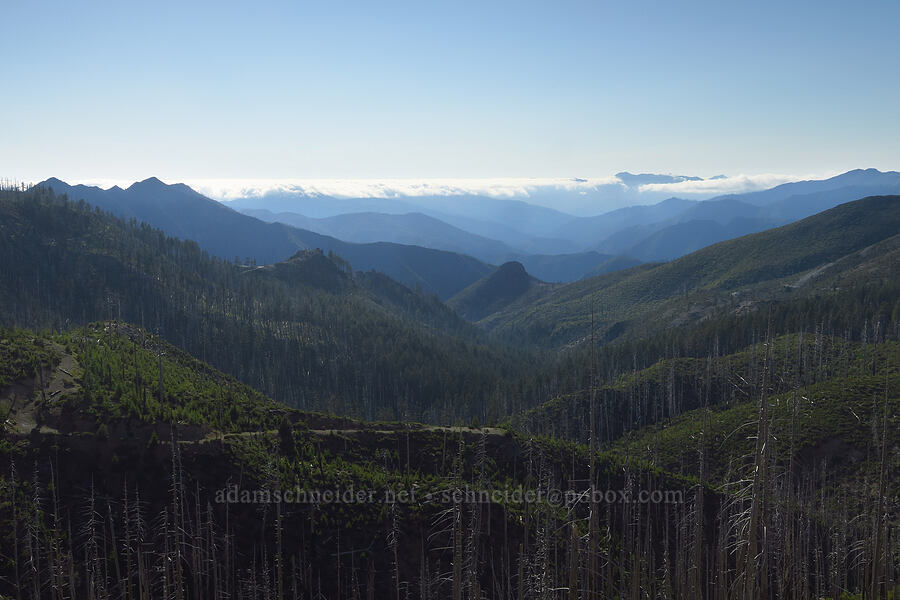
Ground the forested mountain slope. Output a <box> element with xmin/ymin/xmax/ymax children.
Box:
<box><xmin>489</xmin><ymin>195</ymin><xmax>900</xmax><ymax>347</ymax></box>
<box><xmin>506</xmin><ymin>326</ymin><xmax>898</xmax><ymax>598</ymax></box>
<box><xmin>1</xmin><ymin>185</ymin><xmax>896</xmax><ymax>597</ymax></box>
<box><xmin>448</xmin><ymin>261</ymin><xmax>556</xmax><ymax>322</ymax></box>
<box><xmin>6</xmin><ymin>323</ymin><xmax>891</xmax><ymax>598</ymax></box>
<box><xmin>0</xmin><ymin>187</ymin><xmax>532</xmax><ymax>422</ymax></box>
<box><xmin>4</xmin><ymin>321</ymin><xmax>893</xmax><ymax>598</ymax></box>
<box><xmin>37</xmin><ymin>178</ymin><xmax>493</xmax><ymax>299</ymax></box>
<box><xmin>0</xmin><ymin>324</ymin><xmax>705</xmax><ymax>599</ymax></box>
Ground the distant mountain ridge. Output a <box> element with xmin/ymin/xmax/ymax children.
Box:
<box><xmin>37</xmin><ymin>177</ymin><xmax>493</xmax><ymax>299</ymax></box>
<box><xmin>242</xmin><ymin>208</ymin><xmax>527</xmax><ymax>264</ymax></box>
<box><xmin>225</xmin><ymin>169</ymin><xmax>900</xmax><ymax>265</ymax></box>
<box><xmin>717</xmin><ymin>167</ymin><xmax>900</xmax><ymax>206</ymax></box>
<box><xmin>37</xmin><ymin>169</ymin><xmax>900</xmax><ymax>292</ymax></box>
<box><xmin>243</xmin><ymin>207</ymin><xmax>641</xmax><ymax>282</ymax></box>
<box><xmin>614</xmin><ymin>171</ymin><xmax>703</xmax><ymax>186</ymax></box>
<box><xmin>483</xmin><ymin>194</ymin><xmax>900</xmax><ymax>346</ymax></box>
<box><xmin>0</xmin><ymin>185</ymin><xmax>532</xmax><ymax>420</ymax></box>
<box><xmin>586</xmin><ymin>168</ymin><xmax>900</xmax><ymax>260</ymax></box>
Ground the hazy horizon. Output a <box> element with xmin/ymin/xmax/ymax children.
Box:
<box><xmin>22</xmin><ymin>169</ymin><xmax>855</xmax><ymax>215</ymax></box>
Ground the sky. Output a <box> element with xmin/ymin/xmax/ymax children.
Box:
<box><xmin>2</xmin><ymin>0</ymin><xmax>899</xmax><ymax>190</ymax></box>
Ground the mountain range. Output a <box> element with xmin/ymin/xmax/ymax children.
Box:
<box><xmin>475</xmin><ymin>194</ymin><xmax>900</xmax><ymax>346</ymax></box>
<box><xmin>242</xmin><ymin>208</ymin><xmax>641</xmax><ymax>281</ymax></box>
<box><xmin>0</xmin><ymin>186</ymin><xmax>534</xmax><ymax>421</ymax></box>
<box><xmin>2</xmin><ymin>172</ymin><xmax>898</xmax><ymax>599</ymax></box>
<box><xmin>591</xmin><ymin>169</ymin><xmax>900</xmax><ymax>260</ymax></box>
<box><xmin>39</xmin><ymin>177</ymin><xmax>493</xmax><ymax>299</ymax></box>
<box><xmin>40</xmin><ymin>169</ymin><xmax>900</xmax><ymax>296</ymax></box>
<box><xmin>230</xmin><ymin>168</ymin><xmax>900</xmax><ymax>264</ymax></box>
<box><xmin>39</xmin><ymin>177</ymin><xmax>641</xmax><ymax>286</ymax></box>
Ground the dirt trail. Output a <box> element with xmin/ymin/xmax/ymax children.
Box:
<box><xmin>190</xmin><ymin>425</ymin><xmax>509</xmax><ymax>445</ymax></box>
<box><xmin>4</xmin><ymin>346</ymin><xmax>504</xmax><ymax>442</ymax></box>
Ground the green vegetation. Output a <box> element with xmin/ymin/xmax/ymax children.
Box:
<box><xmin>0</xmin><ymin>329</ymin><xmax>58</xmax><ymax>388</ymax></box>
<box><xmin>0</xmin><ymin>189</ymin><xmax>897</xmax><ymax>598</ymax></box>
<box><xmin>485</xmin><ymin>196</ymin><xmax>900</xmax><ymax>346</ymax></box>
<box><xmin>0</xmin><ymin>187</ymin><xmax>536</xmax><ymax>423</ymax></box>
<box><xmin>65</xmin><ymin>322</ymin><xmax>285</xmax><ymax>432</ymax></box>
<box><xmin>0</xmin><ymin>325</ymin><xmax>696</xmax><ymax>599</ymax></box>
<box><xmin>606</xmin><ymin>337</ymin><xmax>900</xmax><ymax>483</ymax></box>
<box><xmin>447</xmin><ymin>260</ymin><xmax>556</xmax><ymax>322</ymax></box>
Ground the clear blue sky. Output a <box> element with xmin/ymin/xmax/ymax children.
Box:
<box><xmin>2</xmin><ymin>0</ymin><xmax>898</xmax><ymax>182</ymax></box>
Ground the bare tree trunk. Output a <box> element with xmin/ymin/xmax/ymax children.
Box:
<box><xmin>870</xmin><ymin>362</ymin><xmax>890</xmax><ymax>599</ymax></box>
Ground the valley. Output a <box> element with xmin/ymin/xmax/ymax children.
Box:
<box><xmin>0</xmin><ymin>175</ymin><xmax>897</xmax><ymax>598</ymax></box>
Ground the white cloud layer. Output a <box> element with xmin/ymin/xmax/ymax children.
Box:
<box><xmin>69</xmin><ymin>172</ymin><xmax>833</xmax><ymax>214</ymax></box>
<box><xmin>636</xmin><ymin>172</ymin><xmax>836</xmax><ymax>196</ymax></box>
<box><xmin>179</xmin><ymin>177</ymin><xmax>624</xmax><ymax>201</ymax></box>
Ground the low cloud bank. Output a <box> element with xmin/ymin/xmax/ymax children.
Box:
<box><xmin>70</xmin><ymin>172</ymin><xmax>828</xmax><ymax>214</ymax></box>
<box><xmin>636</xmin><ymin>173</ymin><xmax>831</xmax><ymax>196</ymax></box>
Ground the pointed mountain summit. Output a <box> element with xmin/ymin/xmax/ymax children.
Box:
<box><xmin>448</xmin><ymin>261</ymin><xmax>554</xmax><ymax>323</ymax></box>
<box><xmin>41</xmin><ymin>176</ymin><xmax>68</xmax><ymax>188</ymax></box>
<box><xmin>129</xmin><ymin>176</ymin><xmax>167</xmax><ymax>188</ymax></box>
